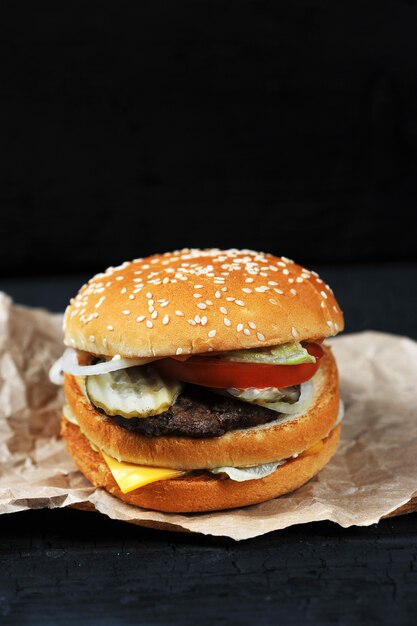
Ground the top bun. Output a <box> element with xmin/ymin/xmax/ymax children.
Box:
<box><xmin>63</xmin><ymin>248</ymin><xmax>344</xmax><ymax>358</ymax></box>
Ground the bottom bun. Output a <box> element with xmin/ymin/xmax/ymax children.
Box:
<box><xmin>61</xmin><ymin>417</ymin><xmax>341</xmax><ymax>513</ymax></box>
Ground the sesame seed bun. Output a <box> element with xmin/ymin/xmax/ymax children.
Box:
<box><xmin>61</xmin><ymin>417</ymin><xmax>341</xmax><ymax>513</ymax></box>
<box><xmin>64</xmin><ymin>345</ymin><xmax>339</xmax><ymax>470</ymax></box>
<box><xmin>63</xmin><ymin>248</ymin><xmax>344</xmax><ymax>358</ymax></box>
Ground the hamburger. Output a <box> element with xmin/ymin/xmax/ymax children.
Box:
<box><xmin>50</xmin><ymin>248</ymin><xmax>344</xmax><ymax>513</ymax></box>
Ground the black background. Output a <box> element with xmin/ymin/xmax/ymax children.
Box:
<box><xmin>1</xmin><ymin>1</ymin><xmax>417</xmax><ymax>278</ymax></box>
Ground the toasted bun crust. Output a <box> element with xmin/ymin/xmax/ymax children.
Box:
<box><xmin>64</xmin><ymin>345</ymin><xmax>339</xmax><ymax>470</ymax></box>
<box><xmin>63</xmin><ymin>249</ymin><xmax>344</xmax><ymax>358</ymax></box>
<box><xmin>61</xmin><ymin>418</ymin><xmax>341</xmax><ymax>512</ymax></box>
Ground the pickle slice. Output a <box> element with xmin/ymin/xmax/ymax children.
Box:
<box><xmin>86</xmin><ymin>365</ymin><xmax>182</xmax><ymax>418</ymax></box>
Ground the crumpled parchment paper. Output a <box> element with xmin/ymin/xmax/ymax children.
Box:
<box><xmin>0</xmin><ymin>291</ymin><xmax>416</xmax><ymax>540</ymax></box>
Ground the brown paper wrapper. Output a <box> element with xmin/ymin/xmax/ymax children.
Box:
<box><xmin>0</xmin><ymin>291</ymin><xmax>416</xmax><ymax>540</ymax></box>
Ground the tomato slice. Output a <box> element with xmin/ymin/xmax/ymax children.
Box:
<box><xmin>155</xmin><ymin>343</ymin><xmax>323</xmax><ymax>389</ymax></box>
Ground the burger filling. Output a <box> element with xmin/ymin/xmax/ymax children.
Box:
<box><xmin>55</xmin><ymin>340</ymin><xmax>323</xmax><ymax>438</ymax></box>
<box><xmin>78</xmin><ymin>341</ymin><xmax>320</xmax><ymax>437</ymax></box>
<box><xmin>103</xmin><ymin>383</ymin><xmax>302</xmax><ymax>438</ymax></box>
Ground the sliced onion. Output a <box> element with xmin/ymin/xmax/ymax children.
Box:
<box><xmin>49</xmin><ymin>356</ymin><xmax>64</xmax><ymax>385</ymax></box>
<box><xmin>334</xmin><ymin>399</ymin><xmax>344</xmax><ymax>426</ymax></box>
<box><xmin>61</xmin><ymin>348</ymin><xmax>153</xmax><ymax>377</ymax></box>
<box><xmin>227</xmin><ymin>379</ymin><xmax>315</xmax><ymax>415</ymax></box>
<box><xmin>211</xmin><ymin>460</ymin><xmax>286</xmax><ymax>481</ymax></box>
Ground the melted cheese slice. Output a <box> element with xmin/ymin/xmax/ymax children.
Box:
<box><xmin>101</xmin><ymin>452</ymin><xmax>183</xmax><ymax>494</ymax></box>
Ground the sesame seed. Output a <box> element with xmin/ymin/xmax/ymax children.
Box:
<box><xmin>151</xmin><ymin>310</ymin><xmax>158</xmax><ymax>319</ymax></box>
<box><xmin>224</xmin><ymin>318</ymin><xmax>231</xmax><ymax>327</ymax></box>
<box><xmin>175</xmin><ymin>310</ymin><xmax>184</xmax><ymax>316</ymax></box>
<box><xmin>257</xmin><ymin>332</ymin><xmax>265</xmax><ymax>341</ymax></box>
<box><xmin>268</xmin><ymin>281</ymin><xmax>278</xmax><ymax>286</ymax></box>
<box><xmin>116</xmin><ymin>276</ymin><xmax>124</xmax><ymax>281</ymax></box>
<box><xmin>274</xmin><ymin>288</ymin><xmax>284</xmax><ymax>294</ymax></box>
<box><xmin>129</xmin><ymin>294</ymin><xmax>135</xmax><ymax>300</ymax></box>
<box><xmin>95</xmin><ymin>296</ymin><xmax>105</xmax><ymax>308</ymax></box>
<box><xmin>136</xmin><ymin>316</ymin><xmax>145</xmax><ymax>322</ymax></box>
<box><xmin>290</xmin><ymin>288</ymin><xmax>297</xmax><ymax>295</ymax></box>
<box><xmin>197</xmin><ymin>303</ymin><xmax>207</xmax><ymax>309</ymax></box>
<box><xmin>269</xmin><ymin>298</ymin><xmax>278</xmax><ymax>305</ymax></box>
<box><xmin>193</xmin><ymin>293</ymin><xmax>202</xmax><ymax>298</ymax></box>
<box><xmin>107</xmin><ymin>325</ymin><xmax>114</xmax><ymax>331</ymax></box>
<box><xmin>208</xmin><ymin>330</ymin><xmax>216</xmax><ymax>338</ymax></box>
<box><xmin>237</xmin><ymin>323</ymin><xmax>244</xmax><ymax>332</ymax></box>
<box><xmin>89</xmin><ymin>335</ymin><xmax>95</xmax><ymax>342</ymax></box>
<box><xmin>215</xmin><ymin>290</ymin><xmax>221</xmax><ymax>298</ymax></box>
<box><xmin>242</xmin><ymin>288</ymin><xmax>252</xmax><ymax>293</ymax></box>
<box><xmin>194</xmin><ymin>284</ymin><xmax>203</xmax><ymax>289</ymax></box>
<box><xmin>162</xmin><ymin>314</ymin><xmax>169</xmax><ymax>325</ymax></box>
<box><xmin>296</xmin><ymin>277</ymin><xmax>303</xmax><ymax>283</ymax></box>
<box><xmin>321</xmin><ymin>290</ymin><xmax>328</xmax><ymax>299</ymax></box>
<box><xmin>146</xmin><ymin>291</ymin><xmax>152</xmax><ymax>298</ymax></box>
<box><xmin>235</xmin><ymin>300</ymin><xmax>244</xmax><ymax>306</ymax></box>
<box><xmin>243</xmin><ymin>329</ymin><xmax>250</xmax><ymax>336</ymax></box>
<box><xmin>146</xmin><ymin>320</ymin><xmax>153</xmax><ymax>328</ymax></box>
<box><xmin>291</xmin><ymin>326</ymin><xmax>298</xmax><ymax>337</ymax></box>
<box><xmin>195</xmin><ymin>315</ymin><xmax>201</xmax><ymax>323</ymax></box>
<box><xmin>245</xmin><ymin>277</ymin><xmax>254</xmax><ymax>283</ymax></box>
<box><xmin>282</xmin><ymin>269</ymin><xmax>290</xmax><ymax>275</ymax></box>
<box><xmin>220</xmin><ymin>306</ymin><xmax>228</xmax><ymax>314</ymax></box>
<box><xmin>201</xmin><ymin>316</ymin><xmax>208</xmax><ymax>325</ymax></box>
<box><xmin>160</xmin><ymin>300</ymin><xmax>169</xmax><ymax>307</ymax></box>
<box><xmin>120</xmin><ymin>287</ymin><xmax>127</xmax><ymax>294</ymax></box>
<box><xmin>188</xmin><ymin>319</ymin><xmax>196</xmax><ymax>326</ymax></box>
<box><xmin>248</xmin><ymin>321</ymin><xmax>256</xmax><ymax>329</ymax></box>
<box><xmin>206</xmin><ymin>300</ymin><xmax>213</xmax><ymax>305</ymax></box>
<box><xmin>112</xmin><ymin>354</ymin><xmax>121</xmax><ymax>361</ymax></box>
<box><xmin>176</xmin><ymin>348</ymin><xmax>183</xmax><ymax>355</ymax></box>
<box><xmin>288</xmin><ymin>278</ymin><xmax>294</xmax><ymax>283</ymax></box>
<box><xmin>321</xmin><ymin>301</ymin><xmax>326</xmax><ymax>308</ymax></box>
<box><xmin>327</xmin><ymin>320</ymin><xmax>333</xmax><ymax>327</ymax></box>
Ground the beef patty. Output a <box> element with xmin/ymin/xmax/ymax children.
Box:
<box><xmin>106</xmin><ymin>385</ymin><xmax>299</xmax><ymax>438</ymax></box>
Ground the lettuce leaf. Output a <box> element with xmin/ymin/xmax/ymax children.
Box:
<box><xmin>220</xmin><ymin>341</ymin><xmax>315</xmax><ymax>365</ymax></box>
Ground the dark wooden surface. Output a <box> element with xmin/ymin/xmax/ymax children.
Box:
<box><xmin>1</xmin><ymin>508</ymin><xmax>417</xmax><ymax>626</ymax></box>
<box><xmin>0</xmin><ymin>264</ymin><xmax>417</xmax><ymax>625</ymax></box>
